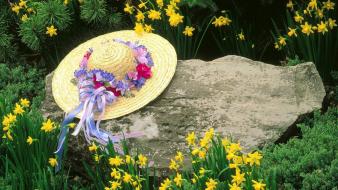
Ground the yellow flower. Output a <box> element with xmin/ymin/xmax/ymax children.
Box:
<box><xmin>94</xmin><ymin>154</ymin><xmax>101</xmax><ymax>163</ymax></box>
<box><xmin>301</xmin><ymin>22</ymin><xmax>314</xmax><ymax>35</ymax></box>
<box><xmin>222</xmin><ymin>138</ymin><xmax>230</xmax><ymax>147</ymax></box>
<box><xmin>286</xmin><ymin>1</ymin><xmax>294</xmax><ymax>10</ymax></box>
<box><xmin>6</xmin><ymin>131</ymin><xmax>13</xmax><ymax>141</ymax></box>
<box><xmin>169</xmin><ymin>159</ymin><xmax>178</xmax><ymax>171</ymax></box>
<box><xmin>307</xmin><ymin>0</ymin><xmax>318</xmax><ymax>10</ymax></box>
<box><xmin>323</xmin><ymin>0</ymin><xmax>335</xmax><ymax>10</ymax></box>
<box><xmin>316</xmin><ymin>9</ymin><xmax>324</xmax><ymax>19</ymax></box>
<box><xmin>134</xmin><ymin>22</ymin><xmax>144</xmax><ymax>35</ymax></box>
<box><xmin>19</xmin><ymin>0</ymin><xmax>27</xmax><ymax>8</ymax></box>
<box><xmin>88</xmin><ymin>143</ymin><xmax>98</xmax><ymax>152</ymax></box>
<box><xmin>144</xmin><ymin>24</ymin><xmax>154</xmax><ymax>33</ymax></box>
<box><xmin>125</xmin><ymin>155</ymin><xmax>132</xmax><ymax>164</ymax></box>
<box><xmin>231</xmin><ymin>169</ymin><xmax>246</xmax><ymax>185</ymax></box>
<box><xmin>46</xmin><ymin>25</ymin><xmax>57</xmax><ymax>37</ymax></box>
<box><xmin>64</xmin><ymin>0</ymin><xmax>69</xmax><ymax>5</ymax></box>
<box><xmin>68</xmin><ymin>123</ymin><xmax>76</xmax><ymax>129</ymax></box>
<box><xmin>148</xmin><ymin>10</ymin><xmax>161</xmax><ymax>20</ymax></box>
<box><xmin>287</xmin><ymin>27</ymin><xmax>297</xmax><ymax>37</ymax></box>
<box><xmin>27</xmin><ymin>8</ymin><xmax>34</xmax><ymax>13</ymax></box>
<box><xmin>20</xmin><ymin>98</ymin><xmax>30</xmax><ymax>107</ymax></box>
<box><xmin>200</xmin><ymin>137</ymin><xmax>209</xmax><ymax>148</ymax></box>
<box><xmin>156</xmin><ymin>0</ymin><xmax>164</xmax><ymax>8</ymax></box>
<box><xmin>247</xmin><ymin>151</ymin><xmax>263</xmax><ymax>166</ymax></box>
<box><xmin>123</xmin><ymin>172</ymin><xmax>132</xmax><ymax>183</ymax></box>
<box><xmin>226</xmin><ymin>152</ymin><xmax>236</xmax><ymax>161</ymax></box>
<box><xmin>2</xmin><ymin>113</ymin><xmax>16</xmax><ymax>127</ymax></box>
<box><xmin>212</xmin><ymin>16</ymin><xmax>232</xmax><ymax>27</ymax></box>
<box><xmin>26</xmin><ymin>136</ymin><xmax>33</xmax><ymax>145</ymax></box>
<box><xmin>274</xmin><ymin>42</ymin><xmax>280</xmax><ymax>50</ymax></box>
<box><xmin>169</xmin><ymin>12</ymin><xmax>184</xmax><ymax>27</ymax></box>
<box><xmin>21</xmin><ymin>14</ymin><xmax>28</xmax><ymax>22</ymax></box>
<box><xmin>252</xmin><ymin>180</ymin><xmax>266</xmax><ymax>190</ymax></box>
<box><xmin>205</xmin><ymin>178</ymin><xmax>218</xmax><ymax>190</ymax></box>
<box><xmin>317</xmin><ymin>21</ymin><xmax>328</xmax><ymax>34</ymax></box>
<box><xmin>174</xmin><ymin>173</ymin><xmax>182</xmax><ymax>187</ymax></box>
<box><xmin>238</xmin><ymin>32</ymin><xmax>245</xmax><ymax>41</ymax></box>
<box><xmin>110</xmin><ymin>168</ymin><xmax>121</xmax><ymax>179</ymax></box>
<box><xmin>229</xmin><ymin>143</ymin><xmax>242</xmax><ymax>153</ymax></box>
<box><xmin>110</xmin><ymin>181</ymin><xmax>121</xmax><ymax>190</ymax></box>
<box><xmin>41</xmin><ymin>119</ymin><xmax>55</xmax><ymax>133</ymax></box>
<box><xmin>136</xmin><ymin>11</ymin><xmax>145</xmax><ymax>22</ymax></box>
<box><xmin>328</xmin><ymin>18</ymin><xmax>337</xmax><ymax>29</ymax></box>
<box><xmin>124</xmin><ymin>3</ymin><xmax>133</xmax><ymax>14</ymax></box>
<box><xmin>192</xmin><ymin>177</ymin><xmax>197</xmax><ymax>184</ymax></box>
<box><xmin>294</xmin><ymin>12</ymin><xmax>304</xmax><ymax>23</ymax></box>
<box><xmin>278</xmin><ymin>36</ymin><xmax>286</xmax><ymax>46</ymax></box>
<box><xmin>138</xmin><ymin>1</ymin><xmax>147</xmax><ymax>9</ymax></box>
<box><xmin>183</xmin><ymin>26</ymin><xmax>195</xmax><ymax>37</ymax></box>
<box><xmin>229</xmin><ymin>183</ymin><xmax>241</xmax><ymax>190</ymax></box>
<box><xmin>137</xmin><ymin>154</ymin><xmax>147</xmax><ymax>167</ymax></box>
<box><xmin>49</xmin><ymin>158</ymin><xmax>58</xmax><ymax>167</ymax></box>
<box><xmin>191</xmin><ymin>148</ymin><xmax>199</xmax><ymax>155</ymax></box>
<box><xmin>11</xmin><ymin>4</ymin><xmax>21</xmax><ymax>15</ymax></box>
<box><xmin>159</xmin><ymin>178</ymin><xmax>171</xmax><ymax>190</ymax></box>
<box><xmin>199</xmin><ymin>167</ymin><xmax>205</xmax><ymax>176</ymax></box>
<box><xmin>198</xmin><ymin>150</ymin><xmax>206</xmax><ymax>159</ymax></box>
<box><xmin>165</xmin><ymin>4</ymin><xmax>176</xmax><ymax>16</ymax></box>
<box><xmin>14</xmin><ymin>103</ymin><xmax>24</xmax><ymax>115</ymax></box>
<box><xmin>175</xmin><ymin>151</ymin><xmax>184</xmax><ymax>162</ymax></box>
<box><xmin>109</xmin><ymin>156</ymin><xmax>123</xmax><ymax>167</ymax></box>
<box><xmin>186</xmin><ymin>132</ymin><xmax>195</xmax><ymax>146</ymax></box>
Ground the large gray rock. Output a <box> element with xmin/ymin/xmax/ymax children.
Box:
<box><xmin>41</xmin><ymin>55</ymin><xmax>325</xmax><ymax>173</ymax></box>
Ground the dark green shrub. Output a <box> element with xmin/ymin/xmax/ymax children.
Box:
<box><xmin>261</xmin><ymin>108</ymin><xmax>338</xmax><ymax>189</ymax></box>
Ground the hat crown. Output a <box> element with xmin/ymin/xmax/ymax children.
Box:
<box><xmin>88</xmin><ymin>41</ymin><xmax>135</xmax><ymax>80</ymax></box>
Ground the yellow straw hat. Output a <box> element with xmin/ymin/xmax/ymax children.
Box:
<box><xmin>52</xmin><ymin>30</ymin><xmax>177</xmax><ymax>120</ymax></box>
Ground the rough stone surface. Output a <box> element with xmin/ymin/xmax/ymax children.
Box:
<box><xmin>41</xmin><ymin>55</ymin><xmax>326</xmax><ymax>174</ymax></box>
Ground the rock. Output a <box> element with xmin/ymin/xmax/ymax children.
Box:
<box><xmin>41</xmin><ymin>55</ymin><xmax>325</xmax><ymax>174</ymax></box>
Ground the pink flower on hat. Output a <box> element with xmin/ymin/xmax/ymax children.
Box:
<box><xmin>134</xmin><ymin>47</ymin><xmax>148</xmax><ymax>64</ymax></box>
<box><xmin>136</xmin><ymin>63</ymin><xmax>152</xmax><ymax>79</ymax></box>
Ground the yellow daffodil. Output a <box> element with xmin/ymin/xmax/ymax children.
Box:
<box><xmin>2</xmin><ymin>113</ymin><xmax>16</xmax><ymax>127</ymax></box>
<box><xmin>41</xmin><ymin>119</ymin><xmax>54</xmax><ymax>132</ymax></box>
<box><xmin>169</xmin><ymin>159</ymin><xmax>178</xmax><ymax>171</ymax></box>
<box><xmin>20</xmin><ymin>98</ymin><xmax>30</xmax><ymax>107</ymax></box>
<box><xmin>286</xmin><ymin>1</ymin><xmax>294</xmax><ymax>10</ymax></box>
<box><xmin>174</xmin><ymin>173</ymin><xmax>182</xmax><ymax>187</ymax></box>
<box><xmin>94</xmin><ymin>154</ymin><xmax>101</xmax><ymax>163</ymax></box>
<box><xmin>64</xmin><ymin>0</ymin><xmax>69</xmax><ymax>5</ymax></box>
<box><xmin>110</xmin><ymin>168</ymin><xmax>121</xmax><ymax>179</ymax></box>
<box><xmin>21</xmin><ymin>14</ymin><xmax>28</xmax><ymax>22</ymax></box>
<box><xmin>238</xmin><ymin>32</ymin><xmax>245</xmax><ymax>41</ymax></box>
<box><xmin>222</xmin><ymin>138</ymin><xmax>230</xmax><ymax>147</ymax></box>
<box><xmin>252</xmin><ymin>180</ymin><xmax>266</xmax><ymax>190</ymax></box>
<box><xmin>135</xmin><ymin>11</ymin><xmax>145</xmax><ymax>22</ymax></box>
<box><xmin>247</xmin><ymin>151</ymin><xmax>263</xmax><ymax>166</ymax></box>
<box><xmin>200</xmin><ymin>137</ymin><xmax>209</xmax><ymax>148</ymax></box>
<box><xmin>183</xmin><ymin>26</ymin><xmax>195</xmax><ymax>37</ymax></box>
<box><xmin>287</xmin><ymin>27</ymin><xmax>297</xmax><ymax>37</ymax></box>
<box><xmin>124</xmin><ymin>3</ymin><xmax>133</xmax><ymax>14</ymax></box>
<box><xmin>109</xmin><ymin>156</ymin><xmax>123</xmax><ymax>167</ymax></box>
<box><xmin>159</xmin><ymin>178</ymin><xmax>171</xmax><ymax>190</ymax></box>
<box><xmin>110</xmin><ymin>181</ymin><xmax>121</xmax><ymax>190</ymax></box>
<box><xmin>46</xmin><ymin>25</ymin><xmax>57</xmax><ymax>37</ymax></box>
<box><xmin>307</xmin><ymin>0</ymin><xmax>318</xmax><ymax>10</ymax></box>
<box><xmin>26</xmin><ymin>136</ymin><xmax>33</xmax><ymax>145</ymax></box>
<box><xmin>165</xmin><ymin>4</ymin><xmax>176</xmax><ymax>16</ymax></box>
<box><xmin>191</xmin><ymin>148</ymin><xmax>199</xmax><ymax>156</ymax></box>
<box><xmin>317</xmin><ymin>21</ymin><xmax>328</xmax><ymax>34</ymax></box>
<box><xmin>19</xmin><ymin>0</ymin><xmax>27</xmax><ymax>8</ymax></box>
<box><xmin>301</xmin><ymin>22</ymin><xmax>314</xmax><ymax>35</ymax></box>
<box><xmin>323</xmin><ymin>0</ymin><xmax>335</xmax><ymax>10</ymax></box>
<box><xmin>294</xmin><ymin>12</ymin><xmax>304</xmax><ymax>23</ymax></box>
<box><xmin>278</xmin><ymin>36</ymin><xmax>287</xmax><ymax>46</ymax></box>
<box><xmin>68</xmin><ymin>123</ymin><xmax>76</xmax><ymax>128</ymax></box>
<box><xmin>316</xmin><ymin>9</ymin><xmax>324</xmax><ymax>19</ymax></box>
<box><xmin>328</xmin><ymin>18</ymin><xmax>337</xmax><ymax>29</ymax></box>
<box><xmin>226</xmin><ymin>151</ymin><xmax>236</xmax><ymax>160</ymax></box>
<box><xmin>186</xmin><ymin>132</ymin><xmax>195</xmax><ymax>146</ymax></box>
<box><xmin>148</xmin><ymin>9</ymin><xmax>161</xmax><ymax>20</ymax></box>
<box><xmin>11</xmin><ymin>4</ymin><xmax>21</xmax><ymax>14</ymax></box>
<box><xmin>13</xmin><ymin>103</ymin><xmax>24</xmax><ymax>115</ymax></box>
<box><xmin>229</xmin><ymin>143</ymin><xmax>242</xmax><ymax>153</ymax></box>
<box><xmin>27</xmin><ymin>8</ymin><xmax>34</xmax><ymax>13</ymax></box>
<box><xmin>49</xmin><ymin>158</ymin><xmax>58</xmax><ymax>167</ymax></box>
<box><xmin>212</xmin><ymin>16</ymin><xmax>232</xmax><ymax>27</ymax></box>
<box><xmin>168</xmin><ymin>12</ymin><xmax>184</xmax><ymax>27</ymax></box>
<box><xmin>199</xmin><ymin>167</ymin><xmax>205</xmax><ymax>176</ymax></box>
<box><xmin>231</xmin><ymin>169</ymin><xmax>246</xmax><ymax>185</ymax></box>
<box><xmin>198</xmin><ymin>150</ymin><xmax>206</xmax><ymax>159</ymax></box>
<box><xmin>138</xmin><ymin>1</ymin><xmax>147</xmax><ymax>9</ymax></box>
<box><xmin>137</xmin><ymin>154</ymin><xmax>147</xmax><ymax>167</ymax></box>
<box><xmin>134</xmin><ymin>22</ymin><xmax>144</xmax><ymax>35</ymax></box>
<box><xmin>88</xmin><ymin>143</ymin><xmax>98</xmax><ymax>152</ymax></box>
<box><xmin>175</xmin><ymin>151</ymin><xmax>184</xmax><ymax>162</ymax></box>
<box><xmin>205</xmin><ymin>178</ymin><xmax>218</xmax><ymax>190</ymax></box>
<box><xmin>229</xmin><ymin>183</ymin><xmax>241</xmax><ymax>190</ymax></box>
<box><xmin>156</xmin><ymin>0</ymin><xmax>164</xmax><ymax>7</ymax></box>
<box><xmin>123</xmin><ymin>172</ymin><xmax>132</xmax><ymax>183</ymax></box>
<box><xmin>144</xmin><ymin>24</ymin><xmax>154</xmax><ymax>33</ymax></box>
<box><xmin>125</xmin><ymin>155</ymin><xmax>132</xmax><ymax>164</ymax></box>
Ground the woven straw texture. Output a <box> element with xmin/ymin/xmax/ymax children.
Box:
<box><xmin>52</xmin><ymin>30</ymin><xmax>177</xmax><ymax>120</ymax></box>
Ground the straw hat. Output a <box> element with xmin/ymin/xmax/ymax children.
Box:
<box><xmin>52</xmin><ymin>30</ymin><xmax>177</xmax><ymax>120</ymax></box>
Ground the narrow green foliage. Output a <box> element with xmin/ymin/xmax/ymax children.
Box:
<box><xmin>80</xmin><ymin>0</ymin><xmax>107</xmax><ymax>24</ymax></box>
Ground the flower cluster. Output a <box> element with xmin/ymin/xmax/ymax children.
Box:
<box><xmin>275</xmin><ymin>0</ymin><xmax>337</xmax><ymax>50</ymax></box>
<box><xmin>124</xmin><ymin>0</ymin><xmax>195</xmax><ymax>37</ymax></box>
<box><xmin>74</xmin><ymin>40</ymin><xmax>154</xmax><ymax>98</ymax></box>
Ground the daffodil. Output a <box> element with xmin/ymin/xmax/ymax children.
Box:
<box><xmin>238</xmin><ymin>32</ymin><xmax>245</xmax><ymax>41</ymax></box>
<box><xmin>168</xmin><ymin>12</ymin><xmax>184</xmax><ymax>27</ymax></box>
<box><xmin>316</xmin><ymin>9</ymin><xmax>324</xmax><ymax>19</ymax></box>
<box><xmin>110</xmin><ymin>168</ymin><xmax>121</xmax><ymax>179</ymax></box>
<box><xmin>41</xmin><ymin>119</ymin><xmax>54</xmax><ymax>132</ymax></box>
<box><xmin>198</xmin><ymin>150</ymin><xmax>206</xmax><ymax>159</ymax></box>
<box><xmin>46</xmin><ymin>25</ymin><xmax>57</xmax><ymax>37</ymax></box>
<box><xmin>135</xmin><ymin>11</ymin><xmax>145</xmax><ymax>22</ymax></box>
<box><xmin>64</xmin><ymin>0</ymin><xmax>69</xmax><ymax>5</ymax></box>
<box><xmin>323</xmin><ymin>0</ymin><xmax>335</xmax><ymax>10</ymax></box>
<box><xmin>191</xmin><ymin>148</ymin><xmax>199</xmax><ymax>156</ymax></box>
<box><xmin>13</xmin><ymin>103</ymin><xmax>24</xmax><ymax>115</ymax></box>
<box><xmin>212</xmin><ymin>16</ymin><xmax>232</xmax><ymax>27</ymax></box>
<box><xmin>138</xmin><ymin>1</ymin><xmax>147</xmax><ymax>9</ymax></box>
<box><xmin>252</xmin><ymin>180</ymin><xmax>266</xmax><ymax>190</ymax></box>
<box><xmin>328</xmin><ymin>18</ymin><xmax>337</xmax><ymax>29</ymax></box>
<box><xmin>173</xmin><ymin>173</ymin><xmax>182</xmax><ymax>187</ymax></box>
<box><xmin>159</xmin><ymin>178</ymin><xmax>171</xmax><ymax>190</ymax></box>
<box><xmin>288</xmin><ymin>27</ymin><xmax>297</xmax><ymax>37</ymax></box>
<box><xmin>186</xmin><ymin>132</ymin><xmax>195</xmax><ymax>146</ymax></box>
<box><xmin>68</xmin><ymin>123</ymin><xmax>76</xmax><ymax>128</ymax></box>
<box><xmin>20</xmin><ymin>98</ymin><xmax>30</xmax><ymax>107</ymax></box>
<box><xmin>229</xmin><ymin>183</ymin><xmax>241</xmax><ymax>190</ymax></box>
<box><xmin>134</xmin><ymin>23</ymin><xmax>144</xmax><ymax>35</ymax></box>
<box><xmin>109</xmin><ymin>156</ymin><xmax>123</xmax><ymax>167</ymax></box>
<box><xmin>294</xmin><ymin>12</ymin><xmax>304</xmax><ymax>23</ymax></box>
<box><xmin>88</xmin><ymin>143</ymin><xmax>98</xmax><ymax>152</ymax></box>
<box><xmin>125</xmin><ymin>155</ymin><xmax>132</xmax><ymax>164</ymax></box>
<box><xmin>6</xmin><ymin>131</ymin><xmax>13</xmax><ymax>141</ymax></box>
<box><xmin>169</xmin><ymin>159</ymin><xmax>178</xmax><ymax>170</ymax></box>
<box><xmin>247</xmin><ymin>151</ymin><xmax>263</xmax><ymax>166</ymax></box>
<box><xmin>49</xmin><ymin>158</ymin><xmax>58</xmax><ymax>167</ymax></box>
<box><xmin>307</xmin><ymin>0</ymin><xmax>318</xmax><ymax>10</ymax></box>
<box><xmin>182</xmin><ymin>26</ymin><xmax>195</xmax><ymax>37</ymax></box>
<box><xmin>26</xmin><ymin>136</ymin><xmax>33</xmax><ymax>145</ymax></box>
<box><xmin>124</xmin><ymin>3</ymin><xmax>133</xmax><ymax>14</ymax></box>
<box><xmin>2</xmin><ymin>113</ymin><xmax>16</xmax><ymax>127</ymax></box>
<box><xmin>274</xmin><ymin>42</ymin><xmax>280</xmax><ymax>50</ymax></box>
<box><xmin>19</xmin><ymin>0</ymin><xmax>27</xmax><ymax>8</ymax></box>
<box><xmin>278</xmin><ymin>36</ymin><xmax>287</xmax><ymax>46</ymax></box>
<box><xmin>123</xmin><ymin>172</ymin><xmax>132</xmax><ymax>183</ymax></box>
<box><xmin>175</xmin><ymin>151</ymin><xmax>184</xmax><ymax>162</ymax></box>
<box><xmin>301</xmin><ymin>22</ymin><xmax>314</xmax><ymax>35</ymax></box>
<box><xmin>286</xmin><ymin>1</ymin><xmax>294</xmax><ymax>10</ymax></box>
<box><xmin>199</xmin><ymin>167</ymin><xmax>205</xmax><ymax>176</ymax></box>
<box><xmin>317</xmin><ymin>21</ymin><xmax>328</xmax><ymax>34</ymax></box>
<box><xmin>27</xmin><ymin>8</ymin><xmax>34</xmax><ymax>13</ymax></box>
<box><xmin>165</xmin><ymin>4</ymin><xmax>176</xmax><ymax>16</ymax></box>
<box><xmin>94</xmin><ymin>154</ymin><xmax>101</xmax><ymax>163</ymax></box>
<box><xmin>137</xmin><ymin>154</ymin><xmax>147</xmax><ymax>167</ymax></box>
<box><xmin>148</xmin><ymin>10</ymin><xmax>161</xmax><ymax>20</ymax></box>
<box><xmin>11</xmin><ymin>4</ymin><xmax>21</xmax><ymax>14</ymax></box>
<box><xmin>205</xmin><ymin>178</ymin><xmax>218</xmax><ymax>190</ymax></box>
<box><xmin>229</xmin><ymin>143</ymin><xmax>242</xmax><ymax>153</ymax></box>
<box><xmin>156</xmin><ymin>0</ymin><xmax>164</xmax><ymax>7</ymax></box>
<box><xmin>231</xmin><ymin>169</ymin><xmax>246</xmax><ymax>185</ymax></box>
<box><xmin>21</xmin><ymin>14</ymin><xmax>28</xmax><ymax>22</ymax></box>
<box><xmin>144</xmin><ymin>24</ymin><xmax>154</xmax><ymax>33</ymax></box>
<box><xmin>110</xmin><ymin>181</ymin><xmax>121</xmax><ymax>190</ymax></box>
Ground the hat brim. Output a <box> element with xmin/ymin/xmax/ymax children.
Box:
<box><xmin>52</xmin><ymin>30</ymin><xmax>177</xmax><ymax>120</ymax></box>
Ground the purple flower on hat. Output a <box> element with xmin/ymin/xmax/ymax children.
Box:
<box><xmin>132</xmin><ymin>77</ymin><xmax>146</xmax><ymax>89</ymax></box>
<box><xmin>146</xmin><ymin>53</ymin><xmax>154</xmax><ymax>67</ymax></box>
<box><xmin>74</xmin><ymin>68</ymin><xmax>87</xmax><ymax>78</ymax></box>
<box><xmin>133</xmin><ymin>47</ymin><xmax>148</xmax><ymax>64</ymax></box>
<box><xmin>116</xmin><ymin>80</ymin><xmax>129</xmax><ymax>95</ymax></box>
